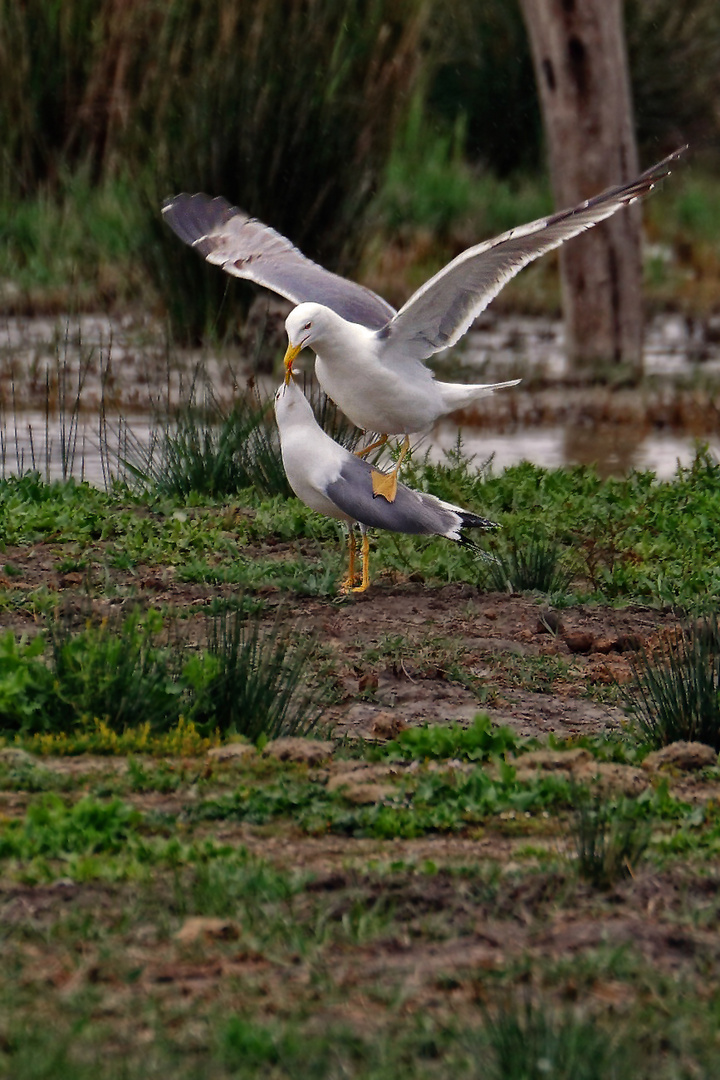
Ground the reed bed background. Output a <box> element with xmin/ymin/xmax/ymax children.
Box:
<box><xmin>1</xmin><ymin>0</ymin><xmax>719</xmax><ymax>338</ymax></box>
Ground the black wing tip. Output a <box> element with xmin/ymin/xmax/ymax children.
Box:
<box><xmin>637</xmin><ymin>144</ymin><xmax>688</xmax><ymax>188</ymax></box>
<box><xmin>458</xmin><ymin>511</ymin><xmax>499</xmax><ymax>532</ymax></box>
<box><xmin>545</xmin><ymin>144</ymin><xmax>688</xmax><ymax>229</ymax></box>
<box><xmin>599</xmin><ymin>144</ymin><xmax>689</xmax><ymax>203</ymax></box>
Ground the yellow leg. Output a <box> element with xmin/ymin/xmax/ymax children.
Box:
<box><xmin>339</xmin><ymin>531</ymin><xmax>358</xmax><ymax>593</ymax></box>
<box><xmin>355</xmin><ymin>433</ymin><xmax>388</xmax><ymax>459</ymax></box>
<box><xmin>349</xmin><ymin>534</ymin><xmax>370</xmax><ymax>593</ymax></box>
<box><xmin>371</xmin><ymin>435</ymin><xmax>411</xmax><ymax>503</ymax></box>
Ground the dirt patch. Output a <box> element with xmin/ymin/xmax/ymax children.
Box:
<box><xmin>1</xmin><ymin>540</ymin><xmax>681</xmax><ymax>742</ymax></box>
<box><xmin>276</xmin><ymin>584</ymin><xmax>675</xmax><ymax>740</ymax></box>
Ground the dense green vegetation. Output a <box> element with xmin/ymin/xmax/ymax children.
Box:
<box><xmin>0</xmin><ymin>607</ymin><xmax>327</xmax><ymax>740</ymax></box>
<box><xmin>2</xmin><ymin>442</ymin><xmax>720</xmax><ymax>607</ymax></box>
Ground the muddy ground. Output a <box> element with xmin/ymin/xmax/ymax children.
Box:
<box><xmin>1</xmin><ymin>536</ymin><xmax>680</xmax><ymax>742</ymax></box>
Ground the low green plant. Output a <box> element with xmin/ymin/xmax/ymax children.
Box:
<box><xmin>18</xmin><ymin>716</ymin><xmax>218</xmax><ymax>757</ymax></box>
<box><xmin>173</xmin><ymin>853</ymin><xmax>299</xmax><ymax>919</ymax></box>
<box><xmin>0</xmin><ymin>630</ymin><xmax>56</xmax><ymax>731</ymax></box>
<box><xmin>0</xmin><ymin>793</ymin><xmax>141</xmax><ymax>860</ymax></box>
<box><xmin>628</xmin><ymin>615</ymin><xmax>720</xmax><ymax>749</ymax></box>
<box><xmin>571</xmin><ymin>793</ymin><xmax>650</xmax><ymax>889</ymax></box>
<box><xmin>47</xmin><ymin>607</ymin><xmax>183</xmax><ymax>734</ymax></box>
<box><xmin>380</xmin><ymin>714</ymin><xmax>519</xmax><ymax>763</ymax></box>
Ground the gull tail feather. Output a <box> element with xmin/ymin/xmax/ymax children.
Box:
<box><xmin>453</xmin><ymin>510</ymin><xmax>500</xmax><ymax>562</ymax></box>
<box><xmin>438</xmin><ymin>378</ymin><xmax>521</xmax><ymax>413</ymax></box>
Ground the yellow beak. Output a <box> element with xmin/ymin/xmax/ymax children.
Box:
<box><xmin>283</xmin><ymin>341</ymin><xmax>302</xmax><ymax>385</ymax></box>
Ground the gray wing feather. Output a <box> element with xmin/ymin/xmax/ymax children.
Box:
<box><xmin>382</xmin><ymin>148</ymin><xmax>686</xmax><ymax>361</ymax></box>
<box><xmin>326</xmin><ymin>457</ymin><xmax>461</xmax><ymax>537</ymax></box>
<box><xmin>162</xmin><ymin>193</ymin><xmax>396</xmax><ymax>330</ymax></box>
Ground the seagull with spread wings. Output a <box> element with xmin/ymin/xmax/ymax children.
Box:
<box><xmin>164</xmin><ymin>147</ymin><xmax>684</xmax><ymax>502</ymax></box>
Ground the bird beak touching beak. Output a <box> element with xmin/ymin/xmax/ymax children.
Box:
<box><xmin>283</xmin><ymin>342</ymin><xmax>302</xmax><ymax>385</ymax></box>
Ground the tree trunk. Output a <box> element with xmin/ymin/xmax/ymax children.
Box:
<box><xmin>519</xmin><ymin>0</ymin><xmax>643</xmax><ymax>378</ymax></box>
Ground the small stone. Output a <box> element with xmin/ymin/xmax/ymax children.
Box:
<box><xmin>642</xmin><ymin>741</ymin><xmax>718</xmax><ymax>773</ymax></box>
<box><xmin>59</xmin><ymin>572</ymin><xmax>83</xmax><ymax>587</ymax></box>
<box><xmin>206</xmin><ymin>742</ymin><xmax>256</xmax><ymax>762</ymax></box>
<box><xmin>139</xmin><ymin>575</ymin><xmax>165</xmax><ymax>591</ymax></box>
<box><xmin>593</xmin><ymin>636</ymin><xmax>619</xmax><ymax>654</ymax></box>
<box><xmin>174</xmin><ymin>917</ymin><xmax>239</xmax><ymax>945</ymax></box>
<box><xmin>369</xmin><ymin>711</ymin><xmax>408</xmax><ymax>739</ymax></box>
<box><xmin>563</xmin><ymin>631</ymin><xmax>595</xmax><ymax>654</ymax></box>
<box><xmin>358</xmin><ymin>672</ymin><xmax>379</xmax><ymax>693</ymax></box>
<box><xmin>328</xmin><ymin>780</ymin><xmax>395</xmax><ymax>805</ymax></box>
<box><xmin>615</xmin><ymin>633</ymin><xmax>643</xmax><ymax>653</ymax></box>
<box><xmin>263</xmin><ymin>737</ymin><xmax>335</xmax><ymax>765</ymax></box>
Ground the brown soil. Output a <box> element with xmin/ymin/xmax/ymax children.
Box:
<box><xmin>2</xmin><ymin>539</ymin><xmax>679</xmax><ymax>741</ymax></box>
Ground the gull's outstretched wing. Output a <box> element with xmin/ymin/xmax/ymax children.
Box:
<box><xmin>380</xmin><ymin>147</ymin><xmax>686</xmax><ymax>362</ymax></box>
<box><xmin>162</xmin><ymin>194</ymin><xmax>396</xmax><ymax>330</ymax></box>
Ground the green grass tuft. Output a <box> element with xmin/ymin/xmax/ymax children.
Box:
<box><xmin>571</xmin><ymin>793</ymin><xmax>650</xmax><ymax>889</ymax></box>
<box><xmin>185</xmin><ymin>608</ymin><xmax>328</xmax><ymax>741</ymax></box>
<box><xmin>628</xmin><ymin>615</ymin><xmax>720</xmax><ymax>749</ymax></box>
<box><xmin>481</xmin><ymin>528</ymin><xmax>572</xmax><ymax>595</ymax></box>
<box><xmin>480</xmin><ymin>998</ymin><xmax>630</xmax><ymax>1079</ymax></box>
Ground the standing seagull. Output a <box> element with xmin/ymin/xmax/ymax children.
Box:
<box><xmin>164</xmin><ymin>147</ymin><xmax>684</xmax><ymax>501</ymax></box>
<box><xmin>274</xmin><ymin>376</ymin><xmax>497</xmax><ymax>594</ymax></box>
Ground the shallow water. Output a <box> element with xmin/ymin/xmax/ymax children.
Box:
<box><xmin>1</xmin><ymin>310</ymin><xmax>719</xmax><ymax>486</ymax></box>
<box><xmin>430</xmin><ymin>421</ymin><xmax>719</xmax><ymax>480</ymax></box>
<box><xmin>4</xmin><ymin>409</ymin><xmax>716</xmax><ymax>488</ymax></box>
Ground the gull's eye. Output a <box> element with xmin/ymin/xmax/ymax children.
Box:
<box><xmin>303</xmin><ymin>321</ymin><xmax>312</xmax><ymax>330</ymax></box>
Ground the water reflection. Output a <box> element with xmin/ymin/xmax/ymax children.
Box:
<box><xmin>430</xmin><ymin>422</ymin><xmax>720</xmax><ymax>479</ymax></box>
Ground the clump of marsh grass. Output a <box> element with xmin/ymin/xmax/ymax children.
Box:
<box><xmin>122</xmin><ymin>377</ymin><xmax>361</xmax><ymax>500</ymax></box>
<box><xmin>479</xmin><ymin>997</ymin><xmax>628</xmax><ymax>1080</ymax></box>
<box><xmin>570</xmin><ymin>792</ymin><xmax>650</xmax><ymax>890</ymax></box>
<box><xmin>627</xmin><ymin>615</ymin><xmax>720</xmax><ymax>750</ymax></box>
<box><xmin>482</xmin><ymin>527</ymin><xmax>571</xmax><ymax>595</ymax></box>
<box><xmin>133</xmin><ymin>396</ymin><xmax>292</xmax><ymax>501</ymax></box>
<box><xmin>185</xmin><ymin>608</ymin><xmax>327</xmax><ymax>742</ymax></box>
<box><xmin>46</xmin><ymin>607</ymin><xmax>184</xmax><ymax>734</ymax></box>
<box><xmin>0</xmin><ymin>606</ymin><xmax>326</xmax><ymax>742</ymax></box>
